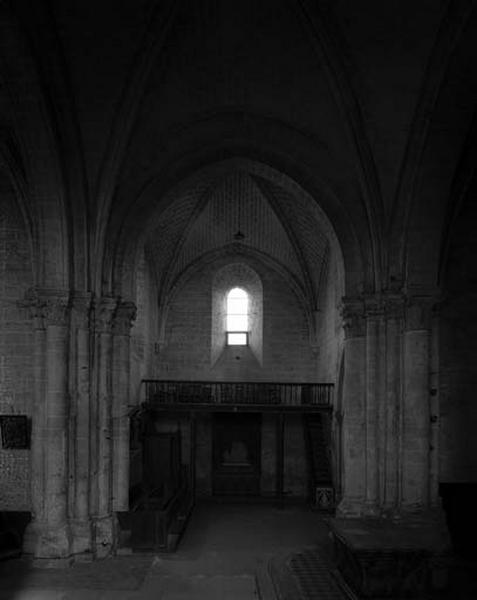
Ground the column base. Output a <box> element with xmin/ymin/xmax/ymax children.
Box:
<box><xmin>92</xmin><ymin>515</ymin><xmax>117</xmax><ymax>558</ymax></box>
<box><xmin>70</xmin><ymin>518</ymin><xmax>93</xmax><ymax>556</ymax></box>
<box><xmin>363</xmin><ymin>500</ymin><xmax>381</xmax><ymax>517</ymax></box>
<box><xmin>23</xmin><ymin>520</ymin><xmax>71</xmax><ymax>559</ymax></box>
<box><xmin>336</xmin><ymin>497</ymin><xmax>364</xmax><ymax>518</ymax></box>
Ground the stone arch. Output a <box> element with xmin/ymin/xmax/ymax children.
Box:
<box><xmin>394</xmin><ymin>5</ymin><xmax>477</xmax><ymax>292</ymax></box>
<box><xmin>108</xmin><ymin>151</ymin><xmax>355</xmax><ymax>305</ymax></box>
<box><xmin>0</xmin><ymin>4</ymin><xmax>75</xmax><ymax>290</ymax></box>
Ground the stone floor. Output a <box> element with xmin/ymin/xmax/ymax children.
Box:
<box><xmin>0</xmin><ymin>501</ymin><xmax>332</xmax><ymax>600</ymax></box>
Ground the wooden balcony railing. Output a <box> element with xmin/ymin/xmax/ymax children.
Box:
<box><xmin>142</xmin><ymin>380</ymin><xmax>333</xmax><ymax>409</ymax></box>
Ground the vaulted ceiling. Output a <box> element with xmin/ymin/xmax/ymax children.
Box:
<box><xmin>145</xmin><ymin>167</ymin><xmax>331</xmax><ymax>310</ymax></box>
<box><xmin>0</xmin><ymin>0</ymin><xmax>475</xmax><ymax>296</ymax></box>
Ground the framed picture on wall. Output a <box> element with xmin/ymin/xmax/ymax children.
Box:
<box><xmin>0</xmin><ymin>415</ymin><xmax>30</xmax><ymax>449</ymax></box>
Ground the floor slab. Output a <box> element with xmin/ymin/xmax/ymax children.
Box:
<box><xmin>0</xmin><ymin>501</ymin><xmax>329</xmax><ymax>600</ymax></box>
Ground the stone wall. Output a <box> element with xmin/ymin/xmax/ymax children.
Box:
<box><xmin>0</xmin><ymin>176</ymin><xmax>33</xmax><ymax>510</ymax></box>
<box><xmin>130</xmin><ymin>248</ymin><xmax>159</xmax><ymax>403</ymax></box>
<box><xmin>315</xmin><ymin>251</ymin><xmax>343</xmax><ymax>382</ymax></box>
<box><xmin>439</xmin><ymin>188</ymin><xmax>477</xmax><ymax>482</ymax></box>
<box><xmin>188</xmin><ymin>413</ymin><xmax>306</xmax><ymax>499</ymax></box>
<box><xmin>156</xmin><ymin>257</ymin><xmax>318</xmax><ymax>382</ymax></box>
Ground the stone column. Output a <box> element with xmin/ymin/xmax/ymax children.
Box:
<box><xmin>70</xmin><ymin>293</ymin><xmax>92</xmax><ymax>554</ymax></box>
<box><xmin>112</xmin><ymin>301</ymin><xmax>136</xmax><ymax>512</ymax></box>
<box><xmin>42</xmin><ymin>292</ymin><xmax>72</xmax><ymax>556</ymax></box>
<box><xmin>363</xmin><ymin>297</ymin><xmax>382</xmax><ymax>515</ymax></box>
<box><xmin>382</xmin><ymin>295</ymin><xmax>404</xmax><ymax>513</ymax></box>
<box><xmin>92</xmin><ymin>296</ymin><xmax>117</xmax><ymax>557</ymax></box>
<box><xmin>336</xmin><ymin>298</ymin><xmax>366</xmax><ymax>516</ymax></box>
<box><xmin>22</xmin><ymin>290</ymin><xmax>72</xmax><ymax>558</ymax></box>
<box><xmin>401</xmin><ymin>297</ymin><xmax>432</xmax><ymax>512</ymax></box>
<box><xmin>429</xmin><ymin>307</ymin><xmax>440</xmax><ymax>509</ymax></box>
<box><xmin>22</xmin><ymin>292</ymin><xmax>47</xmax><ymax>555</ymax></box>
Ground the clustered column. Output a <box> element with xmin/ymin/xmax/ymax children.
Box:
<box><xmin>23</xmin><ymin>289</ymin><xmax>137</xmax><ymax>560</ymax></box>
<box><xmin>337</xmin><ymin>293</ymin><xmax>437</xmax><ymax>519</ymax></box>
<box><xmin>23</xmin><ymin>289</ymin><xmax>72</xmax><ymax>558</ymax></box>
<box><xmin>22</xmin><ymin>292</ymin><xmax>47</xmax><ymax>555</ymax></box>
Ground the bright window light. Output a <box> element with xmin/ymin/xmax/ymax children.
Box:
<box><xmin>227</xmin><ymin>332</ymin><xmax>248</xmax><ymax>345</ymax></box>
<box><xmin>226</xmin><ymin>287</ymin><xmax>249</xmax><ymax>345</ymax></box>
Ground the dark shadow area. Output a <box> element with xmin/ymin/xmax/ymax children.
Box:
<box><xmin>440</xmin><ymin>482</ymin><xmax>477</xmax><ymax>558</ymax></box>
<box><xmin>0</xmin><ymin>511</ymin><xmax>31</xmax><ymax>597</ymax></box>
<box><xmin>0</xmin><ymin>511</ymin><xmax>30</xmax><ymax>560</ymax></box>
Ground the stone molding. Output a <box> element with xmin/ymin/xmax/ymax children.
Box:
<box><xmin>341</xmin><ymin>292</ymin><xmax>429</xmax><ymax>337</ymax></box>
<box><xmin>112</xmin><ymin>300</ymin><xmax>137</xmax><ymax>335</ymax></box>
<box><xmin>94</xmin><ymin>296</ymin><xmax>118</xmax><ymax>334</ymax></box>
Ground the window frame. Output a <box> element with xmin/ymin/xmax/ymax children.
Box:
<box><xmin>225</xmin><ymin>287</ymin><xmax>249</xmax><ymax>346</ymax></box>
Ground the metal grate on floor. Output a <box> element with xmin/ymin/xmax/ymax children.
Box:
<box><xmin>287</xmin><ymin>549</ymin><xmax>350</xmax><ymax>600</ymax></box>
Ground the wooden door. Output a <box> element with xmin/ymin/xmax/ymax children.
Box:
<box><xmin>212</xmin><ymin>413</ymin><xmax>261</xmax><ymax>495</ymax></box>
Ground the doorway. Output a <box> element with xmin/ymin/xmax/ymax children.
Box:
<box><xmin>212</xmin><ymin>413</ymin><xmax>261</xmax><ymax>495</ymax></box>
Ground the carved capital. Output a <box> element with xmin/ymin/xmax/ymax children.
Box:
<box><xmin>21</xmin><ymin>289</ymin><xmax>46</xmax><ymax>330</ymax></box>
<box><xmin>340</xmin><ymin>297</ymin><xmax>365</xmax><ymax>338</ymax></box>
<box><xmin>113</xmin><ymin>301</ymin><xmax>137</xmax><ymax>335</ymax></box>
<box><xmin>363</xmin><ymin>294</ymin><xmax>385</xmax><ymax>320</ymax></box>
<box><xmin>21</xmin><ymin>288</ymin><xmax>71</xmax><ymax>328</ymax></box>
<box><xmin>94</xmin><ymin>296</ymin><xmax>117</xmax><ymax>334</ymax></box>
<box><xmin>405</xmin><ymin>296</ymin><xmax>435</xmax><ymax>331</ymax></box>
<box><xmin>71</xmin><ymin>292</ymin><xmax>93</xmax><ymax>330</ymax></box>
<box><xmin>43</xmin><ymin>295</ymin><xmax>71</xmax><ymax>327</ymax></box>
<box><xmin>383</xmin><ymin>292</ymin><xmax>406</xmax><ymax>320</ymax></box>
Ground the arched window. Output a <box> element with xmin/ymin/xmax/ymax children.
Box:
<box><xmin>226</xmin><ymin>287</ymin><xmax>249</xmax><ymax>345</ymax></box>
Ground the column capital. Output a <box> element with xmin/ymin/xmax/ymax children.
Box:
<box><xmin>340</xmin><ymin>296</ymin><xmax>365</xmax><ymax>338</ymax></box>
<box><xmin>405</xmin><ymin>296</ymin><xmax>436</xmax><ymax>331</ymax></box>
<box><xmin>383</xmin><ymin>292</ymin><xmax>406</xmax><ymax>320</ymax></box>
<box><xmin>21</xmin><ymin>288</ymin><xmax>71</xmax><ymax>328</ymax></box>
<box><xmin>113</xmin><ymin>300</ymin><xmax>137</xmax><ymax>335</ymax></box>
<box><xmin>21</xmin><ymin>289</ymin><xmax>46</xmax><ymax>330</ymax></box>
<box><xmin>71</xmin><ymin>292</ymin><xmax>93</xmax><ymax>330</ymax></box>
<box><xmin>363</xmin><ymin>294</ymin><xmax>385</xmax><ymax>319</ymax></box>
<box><xmin>94</xmin><ymin>296</ymin><xmax>118</xmax><ymax>334</ymax></box>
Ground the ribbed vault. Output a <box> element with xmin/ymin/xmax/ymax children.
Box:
<box><xmin>143</xmin><ymin>163</ymin><xmax>337</xmax><ymax>320</ymax></box>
